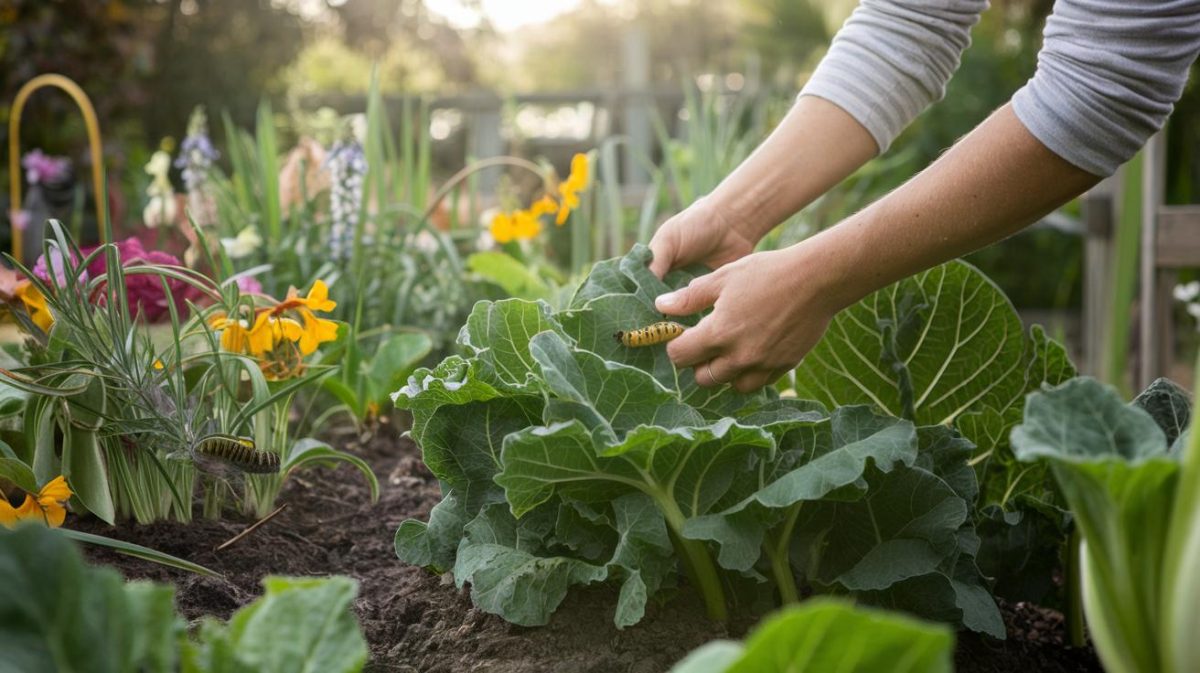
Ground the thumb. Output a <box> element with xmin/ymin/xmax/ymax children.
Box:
<box><xmin>656</xmin><ymin>275</ymin><xmax>720</xmax><ymax>316</ymax></box>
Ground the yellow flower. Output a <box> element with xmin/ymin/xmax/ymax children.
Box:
<box><xmin>210</xmin><ymin>314</ymin><xmax>253</xmax><ymax>353</ymax></box>
<box><xmin>16</xmin><ymin>281</ymin><xmax>53</xmax><ymax>332</ymax></box>
<box><xmin>153</xmin><ymin>359</ymin><xmax>165</xmax><ymax>370</ymax></box>
<box><xmin>296</xmin><ymin>309</ymin><xmax>339</xmax><ymax>355</ymax></box>
<box><xmin>529</xmin><ymin>195</ymin><xmax>558</xmax><ymax>219</ymax></box>
<box><xmin>490</xmin><ymin>212</ymin><xmax>516</xmax><ymax>244</ymax></box>
<box><xmin>0</xmin><ymin>475</ymin><xmax>72</xmax><ymax>528</ymax></box>
<box><xmin>273</xmin><ymin>280</ymin><xmax>337</xmax><ymax>315</ymax></box>
<box><xmin>511</xmin><ymin>210</ymin><xmax>542</xmax><ymax>241</ymax></box>
<box><xmin>555</xmin><ymin>153</ymin><xmax>589</xmax><ymax>226</ymax></box>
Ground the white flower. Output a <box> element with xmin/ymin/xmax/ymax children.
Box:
<box><xmin>1175</xmin><ymin>281</ymin><xmax>1200</xmax><ymax>303</ymax></box>
<box><xmin>143</xmin><ymin>194</ymin><xmax>177</xmax><ymax>229</ymax></box>
<box><xmin>220</xmin><ymin>226</ymin><xmax>263</xmax><ymax>259</ymax></box>
<box><xmin>414</xmin><ymin>230</ymin><xmax>439</xmax><ymax>254</ymax></box>
<box><xmin>145</xmin><ymin>150</ymin><xmax>172</xmax><ymax>179</ymax></box>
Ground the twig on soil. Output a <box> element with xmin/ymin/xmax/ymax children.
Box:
<box><xmin>215</xmin><ymin>504</ymin><xmax>288</xmax><ymax>552</ymax></box>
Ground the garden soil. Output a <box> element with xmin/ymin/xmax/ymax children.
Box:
<box><xmin>79</xmin><ymin>422</ymin><xmax>1103</xmax><ymax>673</ymax></box>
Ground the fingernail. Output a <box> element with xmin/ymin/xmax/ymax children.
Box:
<box><xmin>656</xmin><ymin>291</ymin><xmax>678</xmax><ymax>309</ymax></box>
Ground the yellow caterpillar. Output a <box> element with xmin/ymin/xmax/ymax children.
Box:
<box><xmin>193</xmin><ymin>434</ymin><xmax>280</xmax><ymax>474</ymax></box>
<box><xmin>614</xmin><ymin>321</ymin><xmax>686</xmax><ymax>347</ymax></box>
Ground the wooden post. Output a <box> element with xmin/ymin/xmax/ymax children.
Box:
<box><xmin>1082</xmin><ymin>175</ymin><xmax>1117</xmax><ymax>376</ymax></box>
<box><xmin>1140</xmin><ymin>131</ymin><xmax>1167</xmax><ymax>389</ymax></box>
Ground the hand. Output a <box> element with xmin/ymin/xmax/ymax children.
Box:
<box><xmin>647</xmin><ymin>196</ymin><xmax>758</xmax><ymax>279</ymax></box>
<box><xmin>655</xmin><ymin>245</ymin><xmax>841</xmax><ymax>393</ymax></box>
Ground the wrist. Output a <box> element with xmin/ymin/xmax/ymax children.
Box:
<box><xmin>786</xmin><ymin>217</ymin><xmax>874</xmax><ymax>314</ymax></box>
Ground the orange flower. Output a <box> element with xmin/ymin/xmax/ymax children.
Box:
<box><xmin>0</xmin><ymin>475</ymin><xmax>72</xmax><ymax>528</ymax></box>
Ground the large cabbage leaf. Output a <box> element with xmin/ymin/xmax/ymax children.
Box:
<box><xmin>394</xmin><ymin>245</ymin><xmax>1000</xmax><ymax>633</ymax></box>
<box><xmin>792</xmin><ymin>259</ymin><xmax>1077</xmax><ymax>605</ymax></box>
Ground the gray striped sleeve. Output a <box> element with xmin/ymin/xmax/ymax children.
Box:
<box><xmin>800</xmin><ymin>0</ymin><xmax>988</xmax><ymax>153</ymax></box>
<box><xmin>1012</xmin><ymin>0</ymin><xmax>1200</xmax><ymax>177</ymax></box>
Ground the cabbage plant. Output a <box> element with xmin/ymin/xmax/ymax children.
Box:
<box><xmin>1012</xmin><ymin>376</ymin><xmax>1199</xmax><ymax>673</ymax></box>
<box><xmin>395</xmin><ymin>245</ymin><xmax>1001</xmax><ymax>635</ymax></box>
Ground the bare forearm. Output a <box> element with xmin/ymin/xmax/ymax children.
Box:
<box><xmin>799</xmin><ymin>103</ymin><xmax>1101</xmax><ymax>312</ymax></box>
<box><xmin>711</xmin><ymin>96</ymin><xmax>878</xmax><ymax>242</ymax></box>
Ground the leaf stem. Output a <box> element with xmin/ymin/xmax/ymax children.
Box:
<box><xmin>1066</xmin><ymin>526</ymin><xmax>1086</xmax><ymax>647</ymax></box>
<box><xmin>658</xmin><ymin>496</ymin><xmax>728</xmax><ymax>621</ymax></box>
<box><xmin>767</xmin><ymin>503</ymin><xmax>802</xmax><ymax>604</ymax></box>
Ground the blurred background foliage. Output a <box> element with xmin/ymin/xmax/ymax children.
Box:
<box><xmin>1</xmin><ymin>0</ymin><xmax>1196</xmax><ymax>315</ymax></box>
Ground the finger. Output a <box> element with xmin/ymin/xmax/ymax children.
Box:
<box><xmin>647</xmin><ymin>230</ymin><xmax>677</xmax><ymax>279</ymax></box>
<box><xmin>732</xmin><ymin>368</ymin><xmax>776</xmax><ymax>394</ymax></box>
<box><xmin>648</xmin><ymin>241</ymin><xmax>672</xmax><ymax>279</ymax></box>
<box><xmin>656</xmin><ymin>274</ymin><xmax>720</xmax><ymax>316</ymax></box>
<box><xmin>694</xmin><ymin>357</ymin><xmax>738</xmax><ymax>389</ymax></box>
<box><xmin>667</xmin><ymin>318</ymin><xmax>723</xmax><ymax>369</ymax></box>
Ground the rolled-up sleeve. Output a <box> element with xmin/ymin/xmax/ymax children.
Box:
<box><xmin>1012</xmin><ymin>1</ymin><xmax>1200</xmax><ymax>177</ymax></box>
<box><xmin>800</xmin><ymin>0</ymin><xmax>988</xmax><ymax>154</ymax></box>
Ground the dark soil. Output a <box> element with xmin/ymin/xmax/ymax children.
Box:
<box><xmin>78</xmin><ymin>421</ymin><xmax>1103</xmax><ymax>673</ymax></box>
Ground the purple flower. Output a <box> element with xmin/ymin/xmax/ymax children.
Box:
<box><xmin>326</xmin><ymin>139</ymin><xmax>366</xmax><ymax>262</ymax></box>
<box><xmin>33</xmin><ymin>238</ymin><xmax>192</xmax><ymax>323</ymax></box>
<box><xmin>22</xmin><ymin>150</ymin><xmax>71</xmax><ymax>186</ymax></box>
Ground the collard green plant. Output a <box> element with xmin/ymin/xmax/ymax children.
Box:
<box><xmin>1012</xmin><ymin>376</ymin><xmax>1200</xmax><ymax>673</ymax></box>
<box><xmin>0</xmin><ymin>525</ymin><xmax>368</xmax><ymax>673</ymax></box>
<box><xmin>395</xmin><ymin>245</ymin><xmax>1001</xmax><ymax>635</ymax></box>
<box><xmin>791</xmin><ymin>259</ymin><xmax>1077</xmax><ymax>603</ymax></box>
<box><xmin>668</xmin><ymin>598</ymin><xmax>954</xmax><ymax>673</ymax></box>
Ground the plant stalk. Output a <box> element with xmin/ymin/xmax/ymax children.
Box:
<box><xmin>1066</xmin><ymin>525</ymin><xmax>1087</xmax><ymax>648</ymax></box>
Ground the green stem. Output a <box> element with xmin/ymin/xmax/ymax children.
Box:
<box><xmin>1066</xmin><ymin>526</ymin><xmax>1087</xmax><ymax>647</ymax></box>
<box><xmin>659</xmin><ymin>497</ymin><xmax>728</xmax><ymax>621</ymax></box>
<box><xmin>767</xmin><ymin>503</ymin><xmax>802</xmax><ymax>604</ymax></box>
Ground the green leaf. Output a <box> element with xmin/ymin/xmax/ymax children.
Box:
<box><xmin>0</xmin><ymin>456</ymin><xmax>38</xmax><ymax>493</ymax></box>
<box><xmin>186</xmin><ymin>576</ymin><xmax>367</xmax><ymax>673</ymax></box>
<box><xmin>60</xmin><ymin>529</ymin><xmax>218</xmax><ymax>577</ymax></box>
<box><xmin>364</xmin><ymin>332</ymin><xmax>433</xmax><ymax>407</ymax></box>
<box><xmin>395</xmin><ymin>489</ymin><xmax>470</xmax><ymax>572</ymax></box>
<box><xmin>467</xmin><ymin>251</ymin><xmax>552</xmax><ymax>300</ymax></box>
<box><xmin>795</xmin><ymin>261</ymin><xmax>1028</xmax><ymax>427</ymax></box>
<box><xmin>496</xmin><ymin>417</ymin><xmax>773</xmax><ymax>521</ymax></box>
<box><xmin>683</xmin><ymin>407</ymin><xmax>917</xmax><ymax>572</ymax></box>
<box><xmin>0</xmin><ymin>526</ymin><xmax>180</xmax><ymax>673</ymax></box>
<box><xmin>283</xmin><ymin>439</ymin><xmax>380</xmax><ymax>503</ymax></box>
<box><xmin>1131</xmin><ymin>377</ymin><xmax>1191</xmax><ymax>450</ymax></box>
<box><xmin>668</xmin><ymin>599</ymin><xmax>954</xmax><ymax>673</ymax></box>
<box><xmin>452</xmin><ymin>504</ymin><xmax>608</xmax><ymax>627</ymax></box>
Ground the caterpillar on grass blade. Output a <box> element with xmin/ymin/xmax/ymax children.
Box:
<box><xmin>193</xmin><ymin>434</ymin><xmax>280</xmax><ymax>474</ymax></box>
<box><xmin>614</xmin><ymin>321</ymin><xmax>686</xmax><ymax>347</ymax></box>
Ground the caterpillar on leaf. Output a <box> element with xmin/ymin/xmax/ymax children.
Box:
<box><xmin>613</xmin><ymin>321</ymin><xmax>686</xmax><ymax>347</ymax></box>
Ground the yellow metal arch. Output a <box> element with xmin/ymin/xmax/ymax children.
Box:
<box><xmin>8</xmin><ymin>74</ymin><xmax>107</xmax><ymax>265</ymax></box>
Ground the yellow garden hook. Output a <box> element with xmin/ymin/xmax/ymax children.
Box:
<box><xmin>8</xmin><ymin>74</ymin><xmax>107</xmax><ymax>265</ymax></box>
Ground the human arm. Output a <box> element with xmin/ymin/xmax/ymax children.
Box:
<box><xmin>653</xmin><ymin>0</ymin><xmax>1200</xmax><ymax>392</ymax></box>
<box><xmin>648</xmin><ymin>0</ymin><xmax>988</xmax><ymax>277</ymax></box>
<box><xmin>656</xmin><ymin>104</ymin><xmax>1099</xmax><ymax>392</ymax></box>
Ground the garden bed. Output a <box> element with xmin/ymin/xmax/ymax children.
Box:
<box><xmin>79</xmin><ymin>422</ymin><xmax>1103</xmax><ymax>673</ymax></box>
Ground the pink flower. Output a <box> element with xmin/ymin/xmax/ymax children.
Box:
<box><xmin>32</xmin><ymin>237</ymin><xmax>192</xmax><ymax>323</ymax></box>
<box><xmin>22</xmin><ymin>150</ymin><xmax>71</xmax><ymax>186</ymax></box>
<box><xmin>235</xmin><ymin>275</ymin><xmax>263</xmax><ymax>295</ymax></box>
